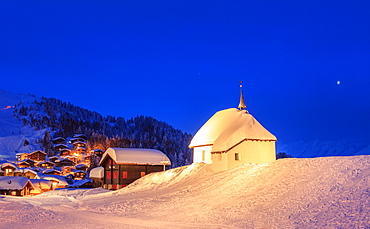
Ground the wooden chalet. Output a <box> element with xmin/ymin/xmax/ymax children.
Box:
<box><xmin>30</xmin><ymin>179</ymin><xmax>53</xmax><ymax>195</ymax></box>
<box><xmin>100</xmin><ymin>148</ymin><xmax>171</xmax><ymax>190</ymax></box>
<box><xmin>70</xmin><ymin>137</ymin><xmax>86</xmax><ymax>144</ymax></box>
<box><xmin>73</xmin><ymin>134</ymin><xmax>88</xmax><ymax>141</ymax></box>
<box><xmin>53</xmin><ymin>144</ymin><xmax>69</xmax><ymax>152</ymax></box>
<box><xmin>49</xmin><ymin>156</ymin><xmax>59</xmax><ymax>163</ymax></box>
<box><xmin>0</xmin><ymin>176</ymin><xmax>35</xmax><ymax>196</ymax></box>
<box><xmin>73</xmin><ymin>141</ymin><xmax>86</xmax><ymax>148</ymax></box>
<box><xmin>52</xmin><ymin>137</ymin><xmax>66</xmax><ymax>145</ymax></box>
<box><xmin>14</xmin><ymin>169</ymin><xmax>38</xmax><ymax>179</ymax></box>
<box><xmin>17</xmin><ymin>161</ymin><xmax>30</xmax><ymax>168</ymax></box>
<box><xmin>36</xmin><ymin>174</ymin><xmax>69</xmax><ymax>189</ymax></box>
<box><xmin>27</xmin><ymin>150</ymin><xmax>46</xmax><ymax>162</ymax></box>
<box><xmin>62</xmin><ymin>166</ymin><xmax>73</xmax><ymax>176</ymax></box>
<box><xmin>1</xmin><ymin>163</ymin><xmax>17</xmax><ymax>176</ymax></box>
<box><xmin>55</xmin><ymin>158</ymin><xmax>75</xmax><ymax>167</ymax></box>
<box><xmin>74</xmin><ymin>171</ymin><xmax>87</xmax><ymax>180</ymax></box>
<box><xmin>75</xmin><ymin>164</ymin><xmax>88</xmax><ymax>171</ymax></box>
<box><xmin>60</xmin><ymin>149</ymin><xmax>72</xmax><ymax>156</ymax></box>
<box><xmin>16</xmin><ymin>153</ymin><xmax>29</xmax><ymax>161</ymax></box>
<box><xmin>92</xmin><ymin>149</ymin><xmax>104</xmax><ymax>157</ymax></box>
<box><xmin>38</xmin><ymin>161</ymin><xmax>55</xmax><ymax>169</ymax></box>
<box><xmin>42</xmin><ymin>169</ymin><xmax>62</xmax><ymax>175</ymax></box>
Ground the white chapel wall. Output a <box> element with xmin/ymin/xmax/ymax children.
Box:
<box><xmin>193</xmin><ymin>145</ymin><xmax>213</xmax><ymax>164</ymax></box>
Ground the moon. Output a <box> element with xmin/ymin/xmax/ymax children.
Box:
<box><xmin>337</xmin><ymin>80</ymin><xmax>341</xmax><ymax>85</ymax></box>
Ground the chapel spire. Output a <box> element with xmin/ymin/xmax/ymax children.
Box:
<box><xmin>238</xmin><ymin>81</ymin><xmax>248</xmax><ymax>112</ymax></box>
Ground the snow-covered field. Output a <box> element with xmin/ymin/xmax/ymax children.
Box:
<box><xmin>1</xmin><ymin>156</ymin><xmax>370</xmax><ymax>228</ymax></box>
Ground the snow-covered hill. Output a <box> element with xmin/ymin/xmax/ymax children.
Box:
<box><xmin>0</xmin><ymin>89</ymin><xmax>192</xmax><ymax>166</ymax></box>
<box><xmin>0</xmin><ymin>89</ymin><xmax>45</xmax><ymax>159</ymax></box>
<box><xmin>1</xmin><ymin>156</ymin><xmax>370</xmax><ymax>228</ymax></box>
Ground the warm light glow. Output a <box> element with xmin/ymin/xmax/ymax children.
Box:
<box><xmin>1</xmin><ymin>106</ymin><xmax>14</xmax><ymax>110</ymax></box>
<box><xmin>50</xmin><ymin>180</ymin><xmax>59</xmax><ymax>190</ymax></box>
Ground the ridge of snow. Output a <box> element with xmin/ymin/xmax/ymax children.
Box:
<box><xmin>2</xmin><ymin>156</ymin><xmax>370</xmax><ymax>228</ymax></box>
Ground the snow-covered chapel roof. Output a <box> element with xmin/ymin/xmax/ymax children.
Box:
<box><xmin>100</xmin><ymin>148</ymin><xmax>171</xmax><ymax>166</ymax></box>
<box><xmin>189</xmin><ymin>108</ymin><xmax>276</xmax><ymax>150</ymax></box>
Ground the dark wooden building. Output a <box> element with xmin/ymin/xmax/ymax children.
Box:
<box><xmin>100</xmin><ymin>148</ymin><xmax>171</xmax><ymax>190</ymax></box>
<box><xmin>28</xmin><ymin>150</ymin><xmax>46</xmax><ymax>162</ymax></box>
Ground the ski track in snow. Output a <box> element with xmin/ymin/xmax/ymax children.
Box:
<box><xmin>1</xmin><ymin>156</ymin><xmax>370</xmax><ymax>228</ymax></box>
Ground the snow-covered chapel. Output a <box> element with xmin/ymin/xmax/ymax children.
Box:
<box><xmin>189</xmin><ymin>82</ymin><xmax>277</xmax><ymax>171</ymax></box>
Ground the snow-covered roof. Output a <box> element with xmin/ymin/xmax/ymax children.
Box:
<box><xmin>73</xmin><ymin>134</ymin><xmax>87</xmax><ymax>139</ymax></box>
<box><xmin>42</xmin><ymin>169</ymin><xmax>61</xmax><ymax>174</ymax></box>
<box><xmin>1</xmin><ymin>162</ymin><xmax>17</xmax><ymax>170</ymax></box>
<box><xmin>0</xmin><ymin>176</ymin><xmax>35</xmax><ymax>190</ymax></box>
<box><xmin>54</xmin><ymin>144</ymin><xmax>69</xmax><ymax>148</ymax></box>
<box><xmin>100</xmin><ymin>148</ymin><xmax>171</xmax><ymax>166</ymax></box>
<box><xmin>36</xmin><ymin>174</ymin><xmax>69</xmax><ymax>186</ymax></box>
<box><xmin>14</xmin><ymin>168</ymin><xmax>38</xmax><ymax>174</ymax></box>
<box><xmin>30</xmin><ymin>150</ymin><xmax>46</xmax><ymax>155</ymax></box>
<box><xmin>30</xmin><ymin>179</ymin><xmax>52</xmax><ymax>190</ymax></box>
<box><xmin>189</xmin><ymin>108</ymin><xmax>276</xmax><ymax>149</ymax></box>
<box><xmin>73</xmin><ymin>141</ymin><xmax>86</xmax><ymax>145</ymax></box>
<box><xmin>67</xmin><ymin>179</ymin><xmax>92</xmax><ymax>188</ymax></box>
<box><xmin>89</xmin><ymin>166</ymin><xmax>104</xmax><ymax>178</ymax></box>
<box><xmin>38</xmin><ymin>161</ymin><xmax>55</xmax><ymax>165</ymax></box>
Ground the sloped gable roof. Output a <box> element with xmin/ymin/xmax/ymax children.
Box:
<box><xmin>100</xmin><ymin>148</ymin><xmax>171</xmax><ymax>166</ymax></box>
<box><xmin>0</xmin><ymin>176</ymin><xmax>35</xmax><ymax>190</ymax></box>
<box><xmin>189</xmin><ymin>108</ymin><xmax>276</xmax><ymax>149</ymax></box>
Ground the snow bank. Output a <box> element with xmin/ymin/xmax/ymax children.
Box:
<box><xmin>1</xmin><ymin>156</ymin><xmax>370</xmax><ymax>228</ymax></box>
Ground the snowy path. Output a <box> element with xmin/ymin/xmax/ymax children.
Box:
<box><xmin>1</xmin><ymin>156</ymin><xmax>370</xmax><ymax>228</ymax></box>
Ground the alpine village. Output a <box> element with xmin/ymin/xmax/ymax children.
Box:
<box><xmin>0</xmin><ymin>83</ymin><xmax>280</xmax><ymax>197</ymax></box>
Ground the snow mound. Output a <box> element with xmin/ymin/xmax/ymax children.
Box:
<box><xmin>123</xmin><ymin>162</ymin><xmax>215</xmax><ymax>193</ymax></box>
<box><xmin>2</xmin><ymin>155</ymin><xmax>370</xmax><ymax>228</ymax></box>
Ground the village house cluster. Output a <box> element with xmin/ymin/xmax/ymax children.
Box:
<box><xmin>0</xmin><ymin>133</ymin><xmax>173</xmax><ymax>196</ymax></box>
<box><xmin>0</xmin><ymin>133</ymin><xmax>104</xmax><ymax>196</ymax></box>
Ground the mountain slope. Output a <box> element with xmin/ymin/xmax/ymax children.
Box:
<box><xmin>0</xmin><ymin>89</ymin><xmax>192</xmax><ymax>166</ymax></box>
<box><xmin>0</xmin><ymin>89</ymin><xmax>44</xmax><ymax>159</ymax></box>
<box><xmin>2</xmin><ymin>156</ymin><xmax>370</xmax><ymax>228</ymax></box>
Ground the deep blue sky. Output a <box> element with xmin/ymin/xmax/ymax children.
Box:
<box><xmin>1</xmin><ymin>1</ymin><xmax>370</xmax><ymax>144</ymax></box>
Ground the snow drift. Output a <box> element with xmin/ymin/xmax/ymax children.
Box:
<box><xmin>1</xmin><ymin>156</ymin><xmax>370</xmax><ymax>228</ymax></box>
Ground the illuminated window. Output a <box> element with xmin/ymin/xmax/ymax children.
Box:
<box><xmin>122</xmin><ymin>171</ymin><xmax>128</xmax><ymax>179</ymax></box>
<box><xmin>218</xmin><ymin>154</ymin><xmax>222</xmax><ymax>161</ymax></box>
<box><xmin>113</xmin><ymin>171</ymin><xmax>118</xmax><ymax>179</ymax></box>
<box><xmin>202</xmin><ymin>150</ymin><xmax>205</xmax><ymax>161</ymax></box>
<box><xmin>4</xmin><ymin>168</ymin><xmax>12</xmax><ymax>173</ymax></box>
<box><xmin>106</xmin><ymin>171</ymin><xmax>111</xmax><ymax>179</ymax></box>
<box><xmin>140</xmin><ymin>172</ymin><xmax>146</xmax><ymax>177</ymax></box>
<box><xmin>235</xmin><ymin>153</ymin><xmax>240</xmax><ymax>161</ymax></box>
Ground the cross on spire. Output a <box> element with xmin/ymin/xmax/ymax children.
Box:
<box><xmin>238</xmin><ymin>81</ymin><xmax>248</xmax><ymax>112</ymax></box>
